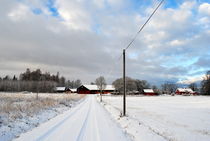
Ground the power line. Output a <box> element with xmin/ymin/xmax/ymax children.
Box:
<box><xmin>105</xmin><ymin>0</ymin><xmax>164</xmax><ymax>83</ymax></box>
<box><xmin>125</xmin><ymin>0</ymin><xmax>164</xmax><ymax>51</ymax></box>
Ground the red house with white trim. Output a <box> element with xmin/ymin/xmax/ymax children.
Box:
<box><xmin>77</xmin><ymin>85</ymin><xmax>115</xmax><ymax>94</ymax></box>
<box><xmin>143</xmin><ymin>89</ymin><xmax>158</xmax><ymax>96</ymax></box>
<box><xmin>175</xmin><ymin>88</ymin><xmax>197</xmax><ymax>95</ymax></box>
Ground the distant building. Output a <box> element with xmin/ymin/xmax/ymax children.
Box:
<box><xmin>143</xmin><ymin>89</ymin><xmax>158</xmax><ymax>96</ymax></box>
<box><xmin>66</xmin><ymin>88</ymin><xmax>77</xmax><ymax>93</ymax></box>
<box><xmin>175</xmin><ymin>88</ymin><xmax>197</xmax><ymax>95</ymax></box>
<box><xmin>55</xmin><ymin>87</ymin><xmax>78</xmax><ymax>93</ymax></box>
<box><xmin>55</xmin><ymin>87</ymin><xmax>66</xmax><ymax>93</ymax></box>
<box><xmin>70</xmin><ymin>88</ymin><xmax>77</xmax><ymax>93</ymax></box>
<box><xmin>77</xmin><ymin>85</ymin><xmax>115</xmax><ymax>94</ymax></box>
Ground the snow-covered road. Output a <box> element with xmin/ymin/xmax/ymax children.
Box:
<box><xmin>14</xmin><ymin>95</ymin><xmax>130</xmax><ymax>141</ymax></box>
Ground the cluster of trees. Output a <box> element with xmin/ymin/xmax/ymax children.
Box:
<box><xmin>161</xmin><ymin>82</ymin><xmax>178</xmax><ymax>94</ymax></box>
<box><xmin>0</xmin><ymin>80</ymin><xmax>57</xmax><ymax>93</ymax></box>
<box><xmin>0</xmin><ymin>68</ymin><xmax>82</xmax><ymax>93</ymax></box>
<box><xmin>200</xmin><ymin>71</ymin><xmax>210</xmax><ymax>95</ymax></box>
<box><xmin>65</xmin><ymin>80</ymin><xmax>82</xmax><ymax>89</ymax></box>
<box><xmin>112</xmin><ymin>77</ymin><xmax>151</xmax><ymax>94</ymax></box>
<box><xmin>19</xmin><ymin>68</ymin><xmax>66</xmax><ymax>86</ymax></box>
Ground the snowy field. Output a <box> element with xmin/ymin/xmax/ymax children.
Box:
<box><xmin>0</xmin><ymin>92</ymin><xmax>84</xmax><ymax>141</ymax></box>
<box><xmin>102</xmin><ymin>95</ymin><xmax>210</xmax><ymax>141</ymax></box>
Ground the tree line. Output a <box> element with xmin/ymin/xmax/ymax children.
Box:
<box><xmin>0</xmin><ymin>68</ymin><xmax>82</xmax><ymax>93</ymax></box>
<box><xmin>107</xmin><ymin>70</ymin><xmax>210</xmax><ymax>95</ymax></box>
<box><xmin>1</xmin><ymin>68</ymin><xmax>209</xmax><ymax>95</ymax></box>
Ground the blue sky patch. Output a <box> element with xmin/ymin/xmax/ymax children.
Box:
<box><xmin>45</xmin><ymin>0</ymin><xmax>59</xmax><ymax>17</ymax></box>
<box><xmin>32</xmin><ymin>8</ymin><xmax>42</xmax><ymax>15</ymax></box>
<box><xmin>164</xmin><ymin>0</ymin><xmax>180</xmax><ymax>9</ymax></box>
<box><xmin>92</xmin><ymin>24</ymin><xmax>102</xmax><ymax>34</ymax></box>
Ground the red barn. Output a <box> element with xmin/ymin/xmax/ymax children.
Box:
<box><xmin>175</xmin><ymin>88</ymin><xmax>197</xmax><ymax>95</ymax></box>
<box><xmin>77</xmin><ymin>85</ymin><xmax>115</xmax><ymax>94</ymax></box>
<box><xmin>143</xmin><ymin>89</ymin><xmax>158</xmax><ymax>96</ymax></box>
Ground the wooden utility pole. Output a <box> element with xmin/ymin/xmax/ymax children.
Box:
<box><xmin>123</xmin><ymin>49</ymin><xmax>126</xmax><ymax>116</ymax></box>
<box><xmin>121</xmin><ymin>0</ymin><xmax>163</xmax><ymax>117</ymax></box>
<box><xmin>100</xmin><ymin>84</ymin><xmax>102</xmax><ymax>102</ymax></box>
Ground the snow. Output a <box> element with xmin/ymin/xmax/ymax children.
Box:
<box><xmin>0</xmin><ymin>93</ymin><xmax>83</xmax><ymax>141</ymax></box>
<box><xmin>70</xmin><ymin>89</ymin><xmax>77</xmax><ymax>92</ymax></box>
<box><xmin>143</xmin><ymin>89</ymin><xmax>154</xmax><ymax>93</ymax></box>
<box><xmin>3</xmin><ymin>94</ymin><xmax>209</xmax><ymax>141</ymax></box>
<box><xmin>14</xmin><ymin>95</ymin><xmax>131</xmax><ymax>141</ymax></box>
<box><xmin>176</xmin><ymin>88</ymin><xmax>194</xmax><ymax>93</ymax></box>
<box><xmin>82</xmin><ymin>85</ymin><xmax>115</xmax><ymax>90</ymax></box>
<box><xmin>55</xmin><ymin>87</ymin><xmax>66</xmax><ymax>91</ymax></box>
<box><xmin>101</xmin><ymin>95</ymin><xmax>210</xmax><ymax>141</ymax></box>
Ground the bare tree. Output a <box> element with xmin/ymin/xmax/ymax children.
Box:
<box><xmin>74</xmin><ymin>79</ymin><xmax>82</xmax><ymax>88</ymax></box>
<box><xmin>161</xmin><ymin>82</ymin><xmax>177</xmax><ymax>94</ymax></box>
<box><xmin>95</xmin><ymin>76</ymin><xmax>106</xmax><ymax>102</ymax></box>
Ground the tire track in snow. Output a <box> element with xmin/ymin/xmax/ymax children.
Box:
<box><xmin>75</xmin><ymin>98</ymin><xmax>91</xmax><ymax>141</ymax></box>
<box><xmin>92</xmin><ymin>98</ymin><xmax>101</xmax><ymax>141</ymax></box>
<box><xmin>76</xmin><ymin>96</ymin><xmax>101</xmax><ymax>141</ymax></box>
<box><xmin>36</xmin><ymin>98</ymin><xmax>89</xmax><ymax>141</ymax></box>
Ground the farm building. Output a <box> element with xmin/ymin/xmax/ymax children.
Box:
<box><xmin>55</xmin><ymin>87</ymin><xmax>66</xmax><ymax>93</ymax></box>
<box><xmin>175</xmin><ymin>88</ymin><xmax>197</xmax><ymax>95</ymax></box>
<box><xmin>143</xmin><ymin>89</ymin><xmax>158</xmax><ymax>96</ymax></box>
<box><xmin>65</xmin><ymin>88</ymin><xmax>77</xmax><ymax>93</ymax></box>
<box><xmin>77</xmin><ymin>85</ymin><xmax>115</xmax><ymax>94</ymax></box>
<box><xmin>70</xmin><ymin>88</ymin><xmax>77</xmax><ymax>93</ymax></box>
<box><xmin>55</xmin><ymin>87</ymin><xmax>77</xmax><ymax>93</ymax></box>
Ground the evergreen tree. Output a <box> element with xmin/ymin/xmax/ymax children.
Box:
<box><xmin>13</xmin><ymin>75</ymin><xmax>17</xmax><ymax>81</ymax></box>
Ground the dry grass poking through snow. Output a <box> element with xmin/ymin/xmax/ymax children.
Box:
<box><xmin>0</xmin><ymin>92</ymin><xmax>85</xmax><ymax>141</ymax></box>
<box><xmin>0</xmin><ymin>93</ymin><xmax>85</xmax><ymax>124</ymax></box>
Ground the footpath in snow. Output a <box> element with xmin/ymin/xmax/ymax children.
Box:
<box><xmin>14</xmin><ymin>95</ymin><xmax>130</xmax><ymax>141</ymax></box>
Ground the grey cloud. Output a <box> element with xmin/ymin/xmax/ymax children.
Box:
<box><xmin>0</xmin><ymin>0</ymin><xmax>210</xmax><ymax>85</ymax></box>
<box><xmin>194</xmin><ymin>57</ymin><xmax>210</xmax><ymax>68</ymax></box>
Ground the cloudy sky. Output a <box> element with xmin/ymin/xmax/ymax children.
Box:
<box><xmin>0</xmin><ymin>0</ymin><xmax>209</xmax><ymax>85</ymax></box>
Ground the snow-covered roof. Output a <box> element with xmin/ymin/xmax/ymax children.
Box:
<box><xmin>70</xmin><ymin>89</ymin><xmax>77</xmax><ymax>92</ymax></box>
<box><xmin>56</xmin><ymin>87</ymin><xmax>66</xmax><ymax>91</ymax></box>
<box><xmin>83</xmin><ymin>85</ymin><xmax>115</xmax><ymax>91</ymax></box>
<box><xmin>104</xmin><ymin>85</ymin><xmax>115</xmax><ymax>90</ymax></box>
<box><xmin>143</xmin><ymin>89</ymin><xmax>154</xmax><ymax>93</ymax></box>
<box><xmin>176</xmin><ymin>88</ymin><xmax>194</xmax><ymax>93</ymax></box>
